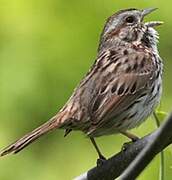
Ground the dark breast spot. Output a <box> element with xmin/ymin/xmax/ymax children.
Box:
<box><xmin>130</xmin><ymin>82</ymin><xmax>137</xmax><ymax>93</ymax></box>
<box><xmin>125</xmin><ymin>66</ymin><xmax>131</xmax><ymax>73</ymax></box>
<box><xmin>150</xmin><ymin>85</ymin><xmax>155</xmax><ymax>94</ymax></box>
<box><xmin>124</xmin><ymin>86</ymin><xmax>130</xmax><ymax>94</ymax></box>
<box><xmin>116</xmin><ymin>62</ymin><xmax>121</xmax><ymax>67</ymax></box>
<box><xmin>111</xmin><ymin>83</ymin><xmax>118</xmax><ymax>93</ymax></box>
<box><xmin>156</xmin><ymin>70</ymin><xmax>160</xmax><ymax>79</ymax></box>
<box><xmin>140</xmin><ymin>58</ymin><xmax>145</xmax><ymax>68</ymax></box>
<box><xmin>92</xmin><ymin>96</ymin><xmax>103</xmax><ymax>112</ymax></box>
<box><xmin>123</xmin><ymin>49</ymin><xmax>128</xmax><ymax>55</ymax></box>
<box><xmin>133</xmin><ymin>62</ymin><xmax>138</xmax><ymax>71</ymax></box>
<box><xmin>157</xmin><ymin>83</ymin><xmax>161</xmax><ymax>92</ymax></box>
<box><xmin>110</xmin><ymin>50</ymin><xmax>117</xmax><ymax>57</ymax></box>
<box><xmin>100</xmin><ymin>85</ymin><xmax>108</xmax><ymax>94</ymax></box>
<box><xmin>117</xmin><ymin>83</ymin><xmax>125</xmax><ymax>95</ymax></box>
<box><xmin>124</xmin><ymin>58</ymin><xmax>129</xmax><ymax>63</ymax></box>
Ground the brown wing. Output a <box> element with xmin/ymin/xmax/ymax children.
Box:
<box><xmin>87</xmin><ymin>47</ymin><xmax>156</xmax><ymax>133</ymax></box>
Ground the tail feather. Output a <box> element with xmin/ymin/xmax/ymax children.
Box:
<box><xmin>0</xmin><ymin>116</ymin><xmax>61</xmax><ymax>156</ymax></box>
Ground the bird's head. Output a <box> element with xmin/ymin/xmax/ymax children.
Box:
<box><xmin>99</xmin><ymin>8</ymin><xmax>163</xmax><ymax>52</ymax></box>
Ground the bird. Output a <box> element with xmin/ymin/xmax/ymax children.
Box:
<box><xmin>0</xmin><ymin>8</ymin><xmax>163</xmax><ymax>160</ymax></box>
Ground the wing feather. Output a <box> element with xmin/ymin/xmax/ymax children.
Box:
<box><xmin>88</xmin><ymin>47</ymin><xmax>156</xmax><ymax>134</ymax></box>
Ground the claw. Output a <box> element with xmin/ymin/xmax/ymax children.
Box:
<box><xmin>121</xmin><ymin>141</ymin><xmax>133</xmax><ymax>151</ymax></box>
<box><xmin>97</xmin><ymin>156</ymin><xmax>107</xmax><ymax>167</ymax></box>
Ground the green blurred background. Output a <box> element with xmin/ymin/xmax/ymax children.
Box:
<box><xmin>0</xmin><ymin>0</ymin><xmax>171</xmax><ymax>179</ymax></box>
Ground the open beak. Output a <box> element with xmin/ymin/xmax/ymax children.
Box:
<box><xmin>142</xmin><ymin>8</ymin><xmax>158</xmax><ymax>17</ymax></box>
<box><xmin>144</xmin><ymin>21</ymin><xmax>163</xmax><ymax>27</ymax></box>
<box><xmin>141</xmin><ymin>8</ymin><xmax>163</xmax><ymax>27</ymax></box>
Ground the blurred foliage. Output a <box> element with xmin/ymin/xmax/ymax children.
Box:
<box><xmin>0</xmin><ymin>0</ymin><xmax>171</xmax><ymax>180</ymax></box>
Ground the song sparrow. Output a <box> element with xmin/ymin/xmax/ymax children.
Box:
<box><xmin>0</xmin><ymin>8</ymin><xmax>163</xmax><ymax>159</ymax></box>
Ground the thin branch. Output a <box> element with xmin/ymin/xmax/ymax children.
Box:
<box><xmin>159</xmin><ymin>150</ymin><xmax>165</xmax><ymax>180</ymax></box>
<box><xmin>119</xmin><ymin>113</ymin><xmax>172</xmax><ymax>180</ymax></box>
<box><xmin>153</xmin><ymin>112</ymin><xmax>165</xmax><ymax>180</ymax></box>
<box><xmin>75</xmin><ymin>113</ymin><xmax>172</xmax><ymax>180</ymax></box>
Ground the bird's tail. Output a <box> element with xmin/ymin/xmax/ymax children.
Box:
<box><xmin>0</xmin><ymin>114</ymin><xmax>64</xmax><ymax>157</ymax></box>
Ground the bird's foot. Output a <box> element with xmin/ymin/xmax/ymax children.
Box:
<box><xmin>120</xmin><ymin>131</ymin><xmax>140</xmax><ymax>142</ymax></box>
<box><xmin>96</xmin><ymin>155</ymin><xmax>107</xmax><ymax>167</ymax></box>
<box><xmin>131</xmin><ymin>136</ymin><xmax>140</xmax><ymax>142</ymax></box>
<box><xmin>121</xmin><ymin>137</ymin><xmax>140</xmax><ymax>151</ymax></box>
<box><xmin>121</xmin><ymin>141</ymin><xmax>133</xmax><ymax>151</ymax></box>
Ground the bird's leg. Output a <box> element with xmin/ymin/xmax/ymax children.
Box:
<box><xmin>120</xmin><ymin>131</ymin><xmax>140</xmax><ymax>151</ymax></box>
<box><xmin>90</xmin><ymin>137</ymin><xmax>106</xmax><ymax>166</ymax></box>
<box><xmin>120</xmin><ymin>131</ymin><xmax>139</xmax><ymax>142</ymax></box>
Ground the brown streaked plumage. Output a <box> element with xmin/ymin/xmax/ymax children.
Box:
<box><xmin>0</xmin><ymin>8</ymin><xmax>163</xmax><ymax>159</ymax></box>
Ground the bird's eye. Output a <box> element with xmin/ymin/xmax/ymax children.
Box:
<box><xmin>125</xmin><ymin>16</ymin><xmax>135</xmax><ymax>23</ymax></box>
